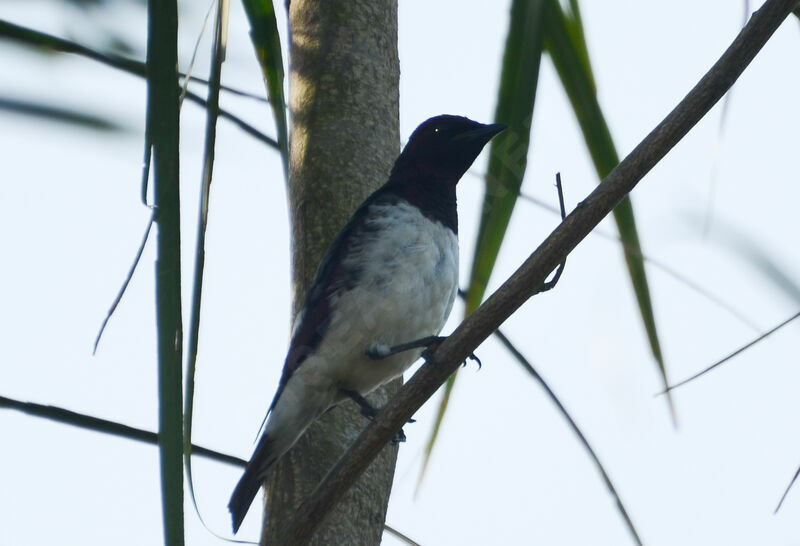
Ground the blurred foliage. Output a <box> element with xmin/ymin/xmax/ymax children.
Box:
<box><xmin>0</xmin><ymin>96</ymin><xmax>124</xmax><ymax>131</ymax></box>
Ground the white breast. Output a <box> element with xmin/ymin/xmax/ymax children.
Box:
<box><xmin>313</xmin><ymin>199</ymin><xmax>459</xmax><ymax>395</ymax></box>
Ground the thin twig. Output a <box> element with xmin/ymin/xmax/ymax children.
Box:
<box><xmin>182</xmin><ymin>73</ymin><xmax>270</xmax><ymax>103</ymax></box>
<box><xmin>179</xmin><ymin>0</ymin><xmax>217</xmax><ymax>107</ymax></box>
<box><xmin>193</xmin><ymin>95</ymin><xmax>278</xmax><ymax>149</ymax></box>
<box><xmin>661</xmin><ymin>310</ymin><xmax>800</xmax><ymax>393</ymax></box>
<box><xmin>775</xmin><ymin>464</ymin><xmax>800</xmax><ymax>513</ymax></box>
<box><xmin>383</xmin><ymin>524</ymin><xmax>422</xmax><ymax>546</ymax></box>
<box><xmin>93</xmin><ymin>210</ymin><xmax>155</xmax><ymax>354</ymax></box>
<box><xmin>276</xmin><ymin>2</ymin><xmax>799</xmax><ymax>543</ymax></box>
<box><xmin>0</xmin><ymin>395</ymin><xmax>246</xmax><ymax>468</ymax></box>
<box><xmin>538</xmin><ymin>172</ymin><xmax>567</xmax><ymax>293</ymax></box>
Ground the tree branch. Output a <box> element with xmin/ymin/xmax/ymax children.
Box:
<box><xmin>278</xmin><ymin>0</ymin><xmax>799</xmax><ymax>543</ymax></box>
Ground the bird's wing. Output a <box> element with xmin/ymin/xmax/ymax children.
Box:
<box><xmin>267</xmin><ymin>189</ymin><xmax>395</xmax><ymax>413</ymax></box>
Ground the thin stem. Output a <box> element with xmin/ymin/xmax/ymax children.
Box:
<box><xmin>662</xmin><ymin>310</ymin><xmax>800</xmax><ymax>392</ymax></box>
<box><xmin>0</xmin><ymin>395</ymin><xmax>246</xmax><ymax>468</ymax></box>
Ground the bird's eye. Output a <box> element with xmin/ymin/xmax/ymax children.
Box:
<box><xmin>434</xmin><ymin>127</ymin><xmax>440</xmax><ymax>134</ymax></box>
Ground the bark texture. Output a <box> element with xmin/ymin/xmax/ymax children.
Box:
<box><xmin>262</xmin><ymin>1</ymin><xmax>400</xmax><ymax>544</ymax></box>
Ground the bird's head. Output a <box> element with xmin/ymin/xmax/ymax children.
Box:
<box><xmin>391</xmin><ymin>115</ymin><xmax>507</xmax><ymax>183</ymax></box>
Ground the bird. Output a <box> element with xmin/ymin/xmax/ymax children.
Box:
<box><xmin>229</xmin><ymin>114</ymin><xmax>506</xmax><ymax>533</ymax></box>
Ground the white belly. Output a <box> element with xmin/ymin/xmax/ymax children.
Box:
<box><xmin>314</xmin><ymin>200</ymin><xmax>458</xmax><ymax>395</ymax></box>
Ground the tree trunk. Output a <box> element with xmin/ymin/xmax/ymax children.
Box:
<box><xmin>262</xmin><ymin>1</ymin><xmax>400</xmax><ymax>544</ymax></box>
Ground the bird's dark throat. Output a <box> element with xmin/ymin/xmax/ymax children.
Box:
<box><xmin>384</xmin><ymin>171</ymin><xmax>459</xmax><ymax>233</ymax></box>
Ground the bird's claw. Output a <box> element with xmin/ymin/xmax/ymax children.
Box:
<box><xmin>391</xmin><ymin>428</ymin><xmax>407</xmax><ymax>445</ymax></box>
<box><xmin>420</xmin><ymin>338</ymin><xmax>444</xmax><ymax>362</ymax></box>
<box><xmin>462</xmin><ymin>352</ymin><xmax>482</xmax><ymax>370</ymax></box>
<box><xmin>421</xmin><ymin>339</ymin><xmax>481</xmax><ymax>370</ymax></box>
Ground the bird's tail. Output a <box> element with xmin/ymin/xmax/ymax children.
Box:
<box><xmin>229</xmin><ymin>433</ymin><xmax>279</xmax><ymax>534</ymax></box>
<box><xmin>229</xmin><ymin>376</ymin><xmax>333</xmax><ymax>533</ymax></box>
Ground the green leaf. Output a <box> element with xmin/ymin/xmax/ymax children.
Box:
<box><xmin>543</xmin><ymin>0</ymin><xmax>674</xmax><ymax>421</ymax></box>
<box><xmin>465</xmin><ymin>0</ymin><xmax>546</xmax><ymax>316</ymax></box>
<box><xmin>420</xmin><ymin>0</ymin><xmax>547</xmax><ymax>488</ymax></box>
<box><xmin>424</xmin><ymin>0</ymin><xmax>673</xmax><ymax>488</ymax></box>
<box><xmin>184</xmin><ymin>0</ymin><xmax>228</xmax><ymax>533</ymax></box>
<box><xmin>146</xmin><ymin>0</ymin><xmax>184</xmax><ymax>542</ymax></box>
<box><xmin>241</xmin><ymin>0</ymin><xmax>289</xmax><ymax>176</ymax></box>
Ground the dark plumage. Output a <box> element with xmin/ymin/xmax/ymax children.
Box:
<box><xmin>229</xmin><ymin>115</ymin><xmax>505</xmax><ymax>533</ymax></box>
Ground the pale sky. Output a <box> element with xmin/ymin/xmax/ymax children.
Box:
<box><xmin>2</xmin><ymin>1</ymin><xmax>800</xmax><ymax>545</ymax></box>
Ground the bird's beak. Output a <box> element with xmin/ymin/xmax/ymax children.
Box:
<box><xmin>453</xmin><ymin>122</ymin><xmax>508</xmax><ymax>144</ymax></box>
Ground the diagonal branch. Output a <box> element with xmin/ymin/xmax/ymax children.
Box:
<box><xmin>277</xmin><ymin>1</ymin><xmax>800</xmax><ymax>543</ymax></box>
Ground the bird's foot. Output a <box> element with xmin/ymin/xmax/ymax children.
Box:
<box><xmin>366</xmin><ymin>336</ymin><xmax>445</xmax><ymax>360</ymax></box>
<box><xmin>342</xmin><ymin>389</ymin><xmax>416</xmax><ymax>425</ymax></box>
<box><xmin>368</xmin><ymin>336</ymin><xmax>482</xmax><ymax>369</ymax></box>
<box><xmin>342</xmin><ymin>389</ymin><xmax>378</xmax><ymax>419</ymax></box>
<box><xmin>391</xmin><ymin>428</ymin><xmax>407</xmax><ymax>445</ymax></box>
<box><xmin>419</xmin><ymin>338</ymin><xmax>482</xmax><ymax>370</ymax></box>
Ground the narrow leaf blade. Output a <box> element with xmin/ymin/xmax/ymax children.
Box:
<box><xmin>146</xmin><ymin>0</ymin><xmax>185</xmax><ymax>542</ymax></box>
<box><xmin>241</xmin><ymin>0</ymin><xmax>289</xmax><ymax>175</ymax></box>
<box><xmin>184</xmin><ymin>0</ymin><xmax>228</xmax><ymax>534</ymax></box>
<box><xmin>420</xmin><ymin>0</ymin><xmax>548</xmax><ymax>486</ymax></box>
<box><xmin>543</xmin><ymin>0</ymin><xmax>674</xmax><ymax>419</ymax></box>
